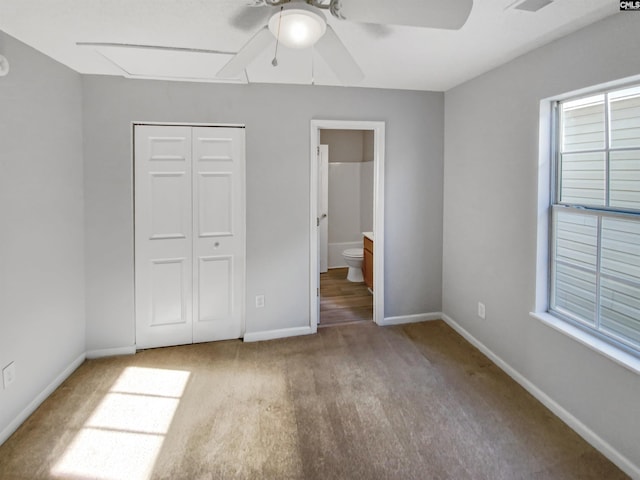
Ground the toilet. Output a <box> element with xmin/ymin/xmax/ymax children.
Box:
<box><xmin>342</xmin><ymin>248</ymin><xmax>364</xmax><ymax>282</ymax></box>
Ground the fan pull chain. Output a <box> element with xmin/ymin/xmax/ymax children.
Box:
<box><xmin>272</xmin><ymin>6</ymin><xmax>284</xmax><ymax>67</ymax></box>
<box><xmin>311</xmin><ymin>48</ymin><xmax>315</xmax><ymax>85</ymax></box>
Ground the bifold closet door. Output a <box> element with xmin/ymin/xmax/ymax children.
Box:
<box><xmin>135</xmin><ymin>125</ymin><xmax>193</xmax><ymax>349</ymax></box>
<box><xmin>135</xmin><ymin>125</ymin><xmax>245</xmax><ymax>349</ymax></box>
<box><xmin>192</xmin><ymin>126</ymin><xmax>245</xmax><ymax>343</ymax></box>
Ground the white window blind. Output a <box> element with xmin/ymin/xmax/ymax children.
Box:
<box><xmin>551</xmin><ymin>84</ymin><xmax>640</xmax><ymax>355</ymax></box>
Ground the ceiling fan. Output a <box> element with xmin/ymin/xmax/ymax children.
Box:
<box><xmin>218</xmin><ymin>0</ymin><xmax>474</xmax><ymax>85</ymax></box>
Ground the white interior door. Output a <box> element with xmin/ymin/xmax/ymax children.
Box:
<box><xmin>135</xmin><ymin>124</ymin><xmax>245</xmax><ymax>349</ymax></box>
<box><xmin>192</xmin><ymin>127</ymin><xmax>245</xmax><ymax>342</ymax></box>
<box><xmin>318</xmin><ymin>145</ymin><xmax>329</xmax><ymax>273</ymax></box>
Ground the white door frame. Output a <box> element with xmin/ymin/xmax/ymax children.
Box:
<box><xmin>309</xmin><ymin>120</ymin><xmax>385</xmax><ymax>331</ymax></box>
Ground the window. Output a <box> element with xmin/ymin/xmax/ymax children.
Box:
<box><xmin>550</xmin><ymin>84</ymin><xmax>640</xmax><ymax>356</ymax></box>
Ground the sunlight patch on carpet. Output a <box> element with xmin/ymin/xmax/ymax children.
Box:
<box><xmin>51</xmin><ymin>366</ymin><xmax>190</xmax><ymax>480</ymax></box>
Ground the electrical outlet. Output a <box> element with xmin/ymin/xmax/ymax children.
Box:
<box><xmin>477</xmin><ymin>302</ymin><xmax>486</xmax><ymax>320</ymax></box>
<box><xmin>255</xmin><ymin>295</ymin><xmax>265</xmax><ymax>308</ymax></box>
<box><xmin>2</xmin><ymin>362</ymin><xmax>16</xmax><ymax>389</ymax></box>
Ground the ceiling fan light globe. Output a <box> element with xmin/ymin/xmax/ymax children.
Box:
<box><xmin>268</xmin><ymin>8</ymin><xmax>326</xmax><ymax>49</ymax></box>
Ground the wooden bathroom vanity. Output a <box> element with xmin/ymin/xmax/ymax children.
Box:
<box><xmin>363</xmin><ymin>232</ymin><xmax>373</xmax><ymax>291</ymax></box>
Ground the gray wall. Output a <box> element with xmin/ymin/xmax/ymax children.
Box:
<box><xmin>0</xmin><ymin>33</ymin><xmax>85</xmax><ymax>438</ymax></box>
<box><xmin>443</xmin><ymin>13</ymin><xmax>640</xmax><ymax>469</ymax></box>
<box><xmin>82</xmin><ymin>79</ymin><xmax>444</xmax><ymax>348</ymax></box>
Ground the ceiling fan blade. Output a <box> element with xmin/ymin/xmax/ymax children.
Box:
<box><xmin>315</xmin><ymin>26</ymin><xmax>363</xmax><ymax>86</ymax></box>
<box><xmin>230</xmin><ymin>6</ymin><xmax>271</xmax><ymax>32</ymax></box>
<box><xmin>360</xmin><ymin>23</ymin><xmax>393</xmax><ymax>38</ymax></box>
<box><xmin>217</xmin><ymin>26</ymin><xmax>274</xmax><ymax>78</ymax></box>
<box><xmin>333</xmin><ymin>0</ymin><xmax>473</xmax><ymax>30</ymax></box>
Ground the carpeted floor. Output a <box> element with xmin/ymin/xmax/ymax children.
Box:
<box><xmin>0</xmin><ymin>321</ymin><xmax>628</xmax><ymax>480</ymax></box>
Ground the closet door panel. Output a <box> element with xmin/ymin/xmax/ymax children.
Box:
<box><xmin>198</xmin><ymin>255</ymin><xmax>232</xmax><ymax>322</ymax></box>
<box><xmin>192</xmin><ymin>127</ymin><xmax>245</xmax><ymax>342</ymax></box>
<box><xmin>135</xmin><ymin>125</ymin><xmax>193</xmax><ymax>349</ymax></box>
<box><xmin>198</xmin><ymin>173</ymin><xmax>233</xmax><ymax>236</ymax></box>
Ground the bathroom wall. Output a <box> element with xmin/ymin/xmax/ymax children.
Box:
<box><xmin>320</xmin><ymin>129</ymin><xmax>364</xmax><ymax>163</ymax></box>
<box><xmin>327</xmin><ymin>162</ymin><xmax>363</xmax><ymax>267</ymax></box>
<box><xmin>363</xmin><ymin>130</ymin><xmax>374</xmax><ymax>163</ymax></box>
<box><xmin>321</xmin><ymin>129</ymin><xmax>374</xmax><ymax>268</ymax></box>
<box><xmin>360</xmin><ymin>132</ymin><xmax>374</xmax><ymax>236</ymax></box>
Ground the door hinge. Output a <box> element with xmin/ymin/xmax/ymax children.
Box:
<box><xmin>317</xmin><ymin>287</ymin><xmax>320</xmax><ymax>297</ymax></box>
<box><xmin>317</xmin><ymin>146</ymin><xmax>320</xmax><ymax>155</ymax></box>
<box><xmin>317</xmin><ymin>217</ymin><xmax>320</xmax><ymax>227</ymax></box>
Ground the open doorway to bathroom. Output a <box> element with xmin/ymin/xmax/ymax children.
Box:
<box><xmin>309</xmin><ymin>120</ymin><xmax>385</xmax><ymax>330</ymax></box>
<box><xmin>319</xmin><ymin>129</ymin><xmax>373</xmax><ymax>326</ymax></box>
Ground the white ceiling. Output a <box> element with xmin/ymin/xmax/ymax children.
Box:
<box><xmin>0</xmin><ymin>0</ymin><xmax>618</xmax><ymax>91</ymax></box>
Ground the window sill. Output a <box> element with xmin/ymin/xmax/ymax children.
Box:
<box><xmin>530</xmin><ymin>312</ymin><xmax>640</xmax><ymax>376</ymax></box>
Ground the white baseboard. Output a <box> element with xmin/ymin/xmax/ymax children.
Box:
<box><xmin>0</xmin><ymin>352</ymin><xmax>85</xmax><ymax>446</ymax></box>
<box><xmin>380</xmin><ymin>312</ymin><xmax>442</xmax><ymax>326</ymax></box>
<box><xmin>243</xmin><ymin>326</ymin><xmax>314</xmax><ymax>343</ymax></box>
<box><xmin>440</xmin><ymin>313</ymin><xmax>640</xmax><ymax>479</ymax></box>
<box><xmin>86</xmin><ymin>345</ymin><xmax>136</xmax><ymax>359</ymax></box>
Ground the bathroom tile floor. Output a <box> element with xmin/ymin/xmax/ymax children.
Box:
<box><xmin>320</xmin><ymin>267</ymin><xmax>373</xmax><ymax>326</ymax></box>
